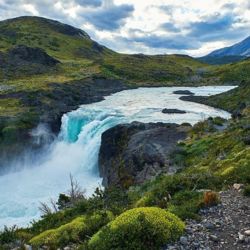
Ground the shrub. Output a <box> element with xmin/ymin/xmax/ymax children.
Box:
<box><xmin>203</xmin><ymin>191</ymin><xmax>220</xmax><ymax>207</ymax></box>
<box><xmin>30</xmin><ymin>211</ymin><xmax>114</xmax><ymax>248</ymax></box>
<box><xmin>213</xmin><ymin>117</ymin><xmax>226</xmax><ymax>126</ymax></box>
<box><xmin>88</xmin><ymin>207</ymin><xmax>185</xmax><ymax>250</ymax></box>
<box><xmin>135</xmin><ymin>193</ymin><xmax>154</xmax><ymax>207</ymax></box>
<box><xmin>243</xmin><ymin>185</ymin><xmax>250</xmax><ymax>197</ymax></box>
<box><xmin>30</xmin><ymin>217</ymin><xmax>86</xmax><ymax>248</ymax></box>
<box><xmin>168</xmin><ymin>190</ymin><xmax>203</xmax><ymax>220</ymax></box>
<box><xmin>0</xmin><ymin>226</ymin><xmax>17</xmax><ymax>244</ymax></box>
<box><xmin>135</xmin><ymin>191</ymin><xmax>170</xmax><ymax>208</ymax></box>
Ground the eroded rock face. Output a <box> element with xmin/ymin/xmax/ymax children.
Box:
<box><xmin>8</xmin><ymin>45</ymin><xmax>60</xmax><ymax>66</ymax></box>
<box><xmin>99</xmin><ymin>122</ymin><xmax>191</xmax><ymax>188</ymax></box>
<box><xmin>0</xmin><ymin>45</ymin><xmax>60</xmax><ymax>78</ymax></box>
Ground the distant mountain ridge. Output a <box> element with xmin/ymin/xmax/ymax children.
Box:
<box><xmin>199</xmin><ymin>36</ymin><xmax>250</xmax><ymax>65</ymax></box>
<box><xmin>208</xmin><ymin>36</ymin><xmax>250</xmax><ymax>57</ymax></box>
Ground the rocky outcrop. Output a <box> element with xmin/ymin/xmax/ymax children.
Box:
<box><xmin>173</xmin><ymin>90</ymin><xmax>194</xmax><ymax>95</ymax></box>
<box><xmin>8</xmin><ymin>45</ymin><xmax>60</xmax><ymax>66</ymax></box>
<box><xmin>162</xmin><ymin>109</ymin><xmax>186</xmax><ymax>114</ymax></box>
<box><xmin>0</xmin><ymin>45</ymin><xmax>60</xmax><ymax>78</ymax></box>
<box><xmin>99</xmin><ymin>122</ymin><xmax>191</xmax><ymax>188</ymax></box>
<box><xmin>0</xmin><ymin>45</ymin><xmax>60</xmax><ymax>67</ymax></box>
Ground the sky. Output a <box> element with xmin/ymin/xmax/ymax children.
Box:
<box><xmin>0</xmin><ymin>0</ymin><xmax>250</xmax><ymax>56</ymax></box>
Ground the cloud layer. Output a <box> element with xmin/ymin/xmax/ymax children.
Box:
<box><xmin>0</xmin><ymin>0</ymin><xmax>249</xmax><ymax>56</ymax></box>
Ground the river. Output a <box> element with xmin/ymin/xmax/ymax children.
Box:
<box><xmin>0</xmin><ymin>86</ymin><xmax>236</xmax><ymax>228</ymax></box>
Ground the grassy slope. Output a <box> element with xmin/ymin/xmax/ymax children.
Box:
<box><xmin>0</xmin><ymin>16</ymin><xmax>207</xmax><ymax>85</ymax></box>
<box><xmin>198</xmin><ymin>55</ymin><xmax>246</xmax><ymax>65</ymax></box>
<box><xmin>206</xmin><ymin>58</ymin><xmax>250</xmax><ymax>84</ymax></box>
<box><xmin>102</xmin><ymin>54</ymin><xmax>207</xmax><ymax>84</ymax></box>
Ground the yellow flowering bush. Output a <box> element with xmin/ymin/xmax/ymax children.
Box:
<box><xmin>30</xmin><ymin>211</ymin><xmax>113</xmax><ymax>248</ymax></box>
<box><xmin>88</xmin><ymin>207</ymin><xmax>185</xmax><ymax>250</ymax></box>
<box><xmin>30</xmin><ymin>216</ymin><xmax>85</xmax><ymax>248</ymax></box>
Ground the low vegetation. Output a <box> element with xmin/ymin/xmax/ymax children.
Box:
<box><xmin>88</xmin><ymin>207</ymin><xmax>184</xmax><ymax>250</ymax></box>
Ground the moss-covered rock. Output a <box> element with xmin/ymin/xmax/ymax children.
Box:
<box><xmin>88</xmin><ymin>207</ymin><xmax>185</xmax><ymax>250</ymax></box>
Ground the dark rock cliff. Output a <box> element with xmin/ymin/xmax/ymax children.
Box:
<box><xmin>99</xmin><ymin>122</ymin><xmax>191</xmax><ymax>188</ymax></box>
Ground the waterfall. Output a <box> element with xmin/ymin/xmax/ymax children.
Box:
<box><xmin>0</xmin><ymin>86</ymin><xmax>236</xmax><ymax>228</ymax></box>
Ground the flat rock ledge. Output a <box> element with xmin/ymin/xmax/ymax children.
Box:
<box><xmin>164</xmin><ymin>189</ymin><xmax>250</xmax><ymax>250</ymax></box>
<box><xmin>162</xmin><ymin>109</ymin><xmax>186</xmax><ymax>114</ymax></box>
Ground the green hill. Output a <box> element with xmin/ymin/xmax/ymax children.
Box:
<box><xmin>0</xmin><ymin>16</ymin><xmax>113</xmax><ymax>60</ymax></box>
<box><xmin>0</xmin><ymin>16</ymin><xmax>208</xmax><ymax>84</ymax></box>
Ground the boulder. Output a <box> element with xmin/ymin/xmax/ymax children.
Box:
<box><xmin>233</xmin><ymin>183</ymin><xmax>244</xmax><ymax>190</ymax></box>
<box><xmin>244</xmin><ymin>230</ymin><xmax>250</xmax><ymax>236</ymax></box>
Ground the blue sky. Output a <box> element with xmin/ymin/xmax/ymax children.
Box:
<box><xmin>0</xmin><ymin>0</ymin><xmax>249</xmax><ymax>56</ymax></box>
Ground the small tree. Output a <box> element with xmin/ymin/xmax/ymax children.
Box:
<box><xmin>39</xmin><ymin>174</ymin><xmax>86</xmax><ymax>214</ymax></box>
<box><xmin>67</xmin><ymin>173</ymin><xmax>86</xmax><ymax>203</ymax></box>
<box><xmin>39</xmin><ymin>198</ymin><xmax>58</xmax><ymax>216</ymax></box>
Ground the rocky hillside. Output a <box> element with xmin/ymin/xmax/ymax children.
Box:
<box><xmin>0</xmin><ymin>16</ymin><xmax>112</xmax><ymax>61</ymax></box>
<box><xmin>0</xmin><ymin>16</ymin><xmax>207</xmax><ymax>83</ymax></box>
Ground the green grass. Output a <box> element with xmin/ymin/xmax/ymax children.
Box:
<box><xmin>0</xmin><ymin>98</ymin><xmax>23</xmax><ymax>116</ymax></box>
<box><xmin>0</xmin><ymin>16</ymin><xmax>211</xmax><ymax>86</ymax></box>
<box><xmin>102</xmin><ymin>54</ymin><xmax>207</xmax><ymax>84</ymax></box>
<box><xmin>194</xmin><ymin>82</ymin><xmax>250</xmax><ymax>113</ymax></box>
<box><xmin>0</xmin><ymin>16</ymin><xmax>113</xmax><ymax>60</ymax></box>
<box><xmin>207</xmin><ymin>59</ymin><xmax>250</xmax><ymax>83</ymax></box>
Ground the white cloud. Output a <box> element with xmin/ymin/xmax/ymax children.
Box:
<box><xmin>22</xmin><ymin>4</ymin><xmax>39</xmax><ymax>15</ymax></box>
<box><xmin>0</xmin><ymin>0</ymin><xmax>249</xmax><ymax>56</ymax></box>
